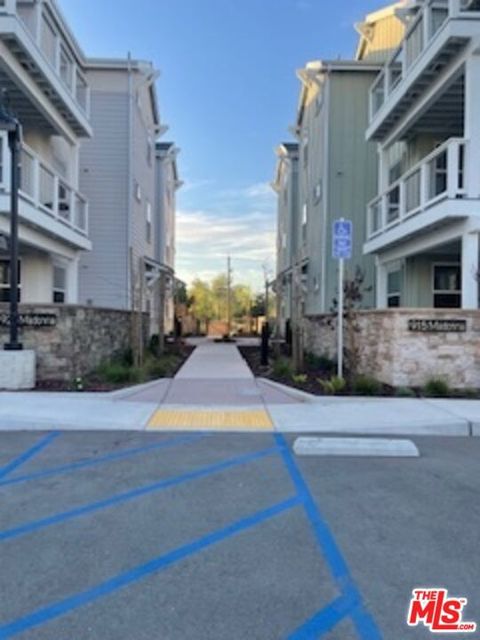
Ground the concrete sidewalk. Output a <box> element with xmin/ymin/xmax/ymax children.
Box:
<box><xmin>0</xmin><ymin>341</ymin><xmax>479</xmax><ymax>434</ymax></box>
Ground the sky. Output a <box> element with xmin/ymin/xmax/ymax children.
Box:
<box><xmin>60</xmin><ymin>0</ymin><xmax>385</xmax><ymax>291</ymax></box>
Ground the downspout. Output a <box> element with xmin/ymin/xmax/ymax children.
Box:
<box><xmin>320</xmin><ymin>69</ymin><xmax>330</xmax><ymax>313</ymax></box>
<box><xmin>127</xmin><ymin>52</ymin><xmax>133</xmax><ymax>309</ymax></box>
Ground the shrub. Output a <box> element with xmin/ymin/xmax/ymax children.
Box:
<box><xmin>146</xmin><ymin>359</ymin><xmax>168</xmax><ymax>378</ymax></box>
<box><xmin>273</xmin><ymin>357</ymin><xmax>293</xmax><ymax>378</ymax></box>
<box><xmin>96</xmin><ymin>362</ymin><xmax>137</xmax><ymax>384</ymax></box>
<box><xmin>305</xmin><ymin>352</ymin><xmax>335</xmax><ymax>373</ymax></box>
<box><xmin>395</xmin><ymin>386</ymin><xmax>416</xmax><ymax>398</ymax></box>
<box><xmin>292</xmin><ymin>373</ymin><xmax>308</xmax><ymax>385</ymax></box>
<box><xmin>318</xmin><ymin>375</ymin><xmax>346</xmax><ymax>395</ymax></box>
<box><xmin>352</xmin><ymin>375</ymin><xmax>382</xmax><ymax>396</ymax></box>
<box><xmin>423</xmin><ymin>378</ymin><xmax>450</xmax><ymax>397</ymax></box>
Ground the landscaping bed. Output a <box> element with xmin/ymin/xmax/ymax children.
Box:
<box><xmin>239</xmin><ymin>346</ymin><xmax>480</xmax><ymax>399</ymax></box>
<box><xmin>36</xmin><ymin>342</ymin><xmax>194</xmax><ymax>392</ymax></box>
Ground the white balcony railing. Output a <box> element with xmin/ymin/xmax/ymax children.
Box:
<box><xmin>0</xmin><ymin>136</ymin><xmax>88</xmax><ymax>236</ymax></box>
<box><xmin>9</xmin><ymin>1</ymin><xmax>91</xmax><ymax>118</ymax></box>
<box><xmin>368</xmin><ymin>138</ymin><xmax>466</xmax><ymax>238</ymax></box>
<box><xmin>369</xmin><ymin>0</ymin><xmax>479</xmax><ymax>121</ymax></box>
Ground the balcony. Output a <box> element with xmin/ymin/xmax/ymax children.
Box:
<box><xmin>0</xmin><ymin>0</ymin><xmax>91</xmax><ymax>137</ymax></box>
<box><xmin>0</xmin><ymin>133</ymin><xmax>90</xmax><ymax>250</ymax></box>
<box><xmin>367</xmin><ymin>0</ymin><xmax>480</xmax><ymax>141</ymax></box>
<box><xmin>365</xmin><ymin>138</ymin><xmax>471</xmax><ymax>253</ymax></box>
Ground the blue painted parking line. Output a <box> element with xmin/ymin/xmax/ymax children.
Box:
<box><xmin>274</xmin><ymin>433</ymin><xmax>383</xmax><ymax>640</ymax></box>
<box><xmin>287</xmin><ymin>592</ymin><xmax>358</xmax><ymax>639</ymax></box>
<box><xmin>0</xmin><ymin>432</ymin><xmax>60</xmax><ymax>481</ymax></box>
<box><xmin>0</xmin><ymin>496</ymin><xmax>300</xmax><ymax>639</ymax></box>
<box><xmin>0</xmin><ymin>433</ymin><xmax>205</xmax><ymax>488</ymax></box>
<box><xmin>0</xmin><ymin>445</ymin><xmax>280</xmax><ymax>543</ymax></box>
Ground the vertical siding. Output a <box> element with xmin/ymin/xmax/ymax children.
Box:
<box><xmin>325</xmin><ymin>71</ymin><xmax>378</xmax><ymax>311</ymax></box>
<box><xmin>359</xmin><ymin>15</ymin><xmax>405</xmax><ymax>63</ymax></box>
<box><xmin>78</xmin><ymin>92</ymin><xmax>129</xmax><ymax>309</ymax></box>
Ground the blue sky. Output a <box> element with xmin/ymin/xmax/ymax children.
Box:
<box><xmin>61</xmin><ymin>0</ymin><xmax>384</xmax><ymax>290</ymax></box>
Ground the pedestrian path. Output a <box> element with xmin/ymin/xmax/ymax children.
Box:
<box><xmin>147</xmin><ymin>342</ymin><xmax>292</xmax><ymax>431</ymax></box>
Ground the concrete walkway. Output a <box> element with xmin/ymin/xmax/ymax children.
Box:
<box><xmin>0</xmin><ymin>341</ymin><xmax>480</xmax><ymax>434</ymax></box>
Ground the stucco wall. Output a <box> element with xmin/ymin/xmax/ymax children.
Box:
<box><xmin>0</xmin><ymin>304</ymin><xmax>148</xmax><ymax>382</ymax></box>
<box><xmin>304</xmin><ymin>309</ymin><xmax>480</xmax><ymax>388</ymax></box>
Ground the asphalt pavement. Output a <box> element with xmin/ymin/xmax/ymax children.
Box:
<box><xmin>0</xmin><ymin>430</ymin><xmax>478</xmax><ymax>639</ymax></box>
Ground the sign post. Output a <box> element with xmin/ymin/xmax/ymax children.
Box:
<box><xmin>332</xmin><ymin>219</ymin><xmax>352</xmax><ymax>379</ymax></box>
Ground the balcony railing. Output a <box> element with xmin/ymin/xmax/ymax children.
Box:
<box><xmin>0</xmin><ymin>136</ymin><xmax>88</xmax><ymax>236</ymax></box>
<box><xmin>6</xmin><ymin>0</ymin><xmax>90</xmax><ymax>118</ymax></box>
<box><xmin>368</xmin><ymin>138</ymin><xmax>466</xmax><ymax>238</ymax></box>
<box><xmin>369</xmin><ymin>0</ymin><xmax>479</xmax><ymax>121</ymax></box>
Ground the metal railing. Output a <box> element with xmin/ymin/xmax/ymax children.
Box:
<box><xmin>0</xmin><ymin>135</ymin><xmax>88</xmax><ymax>236</ymax></box>
<box><xmin>368</xmin><ymin>137</ymin><xmax>466</xmax><ymax>237</ymax></box>
<box><xmin>369</xmin><ymin>0</ymin><xmax>477</xmax><ymax>120</ymax></box>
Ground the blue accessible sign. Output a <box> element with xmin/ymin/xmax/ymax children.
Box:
<box><xmin>332</xmin><ymin>219</ymin><xmax>352</xmax><ymax>260</ymax></box>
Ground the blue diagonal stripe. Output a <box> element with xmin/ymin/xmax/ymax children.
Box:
<box><xmin>0</xmin><ymin>433</ymin><xmax>204</xmax><ymax>488</ymax></box>
<box><xmin>287</xmin><ymin>592</ymin><xmax>358</xmax><ymax>639</ymax></box>
<box><xmin>0</xmin><ymin>496</ymin><xmax>300</xmax><ymax>639</ymax></box>
<box><xmin>0</xmin><ymin>432</ymin><xmax>59</xmax><ymax>480</ymax></box>
<box><xmin>0</xmin><ymin>446</ymin><xmax>280</xmax><ymax>542</ymax></box>
<box><xmin>274</xmin><ymin>433</ymin><xmax>383</xmax><ymax>640</ymax></box>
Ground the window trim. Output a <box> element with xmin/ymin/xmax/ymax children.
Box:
<box><xmin>432</xmin><ymin>262</ymin><xmax>461</xmax><ymax>308</ymax></box>
<box><xmin>146</xmin><ymin>200</ymin><xmax>152</xmax><ymax>244</ymax></box>
<box><xmin>0</xmin><ymin>259</ymin><xmax>21</xmax><ymax>303</ymax></box>
<box><xmin>52</xmin><ymin>262</ymin><xmax>67</xmax><ymax>304</ymax></box>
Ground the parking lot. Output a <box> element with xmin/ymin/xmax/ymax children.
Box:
<box><xmin>0</xmin><ymin>431</ymin><xmax>478</xmax><ymax>639</ymax></box>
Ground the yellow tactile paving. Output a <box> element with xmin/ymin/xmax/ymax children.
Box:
<box><xmin>148</xmin><ymin>409</ymin><xmax>273</xmax><ymax>431</ymax></box>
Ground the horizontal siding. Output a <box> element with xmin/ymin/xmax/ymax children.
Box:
<box><xmin>78</xmin><ymin>92</ymin><xmax>129</xmax><ymax>309</ymax></box>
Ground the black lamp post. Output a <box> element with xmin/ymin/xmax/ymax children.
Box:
<box><xmin>0</xmin><ymin>105</ymin><xmax>22</xmax><ymax>351</ymax></box>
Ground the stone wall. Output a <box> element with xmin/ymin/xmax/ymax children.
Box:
<box><xmin>0</xmin><ymin>304</ymin><xmax>148</xmax><ymax>382</ymax></box>
<box><xmin>304</xmin><ymin>309</ymin><xmax>480</xmax><ymax>388</ymax></box>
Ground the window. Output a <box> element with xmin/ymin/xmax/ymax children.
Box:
<box><xmin>40</xmin><ymin>13</ymin><xmax>56</xmax><ymax>67</ymax></box>
<box><xmin>0</xmin><ymin>260</ymin><xmax>21</xmax><ymax>303</ymax></box>
<box><xmin>315</xmin><ymin>92</ymin><xmax>324</xmax><ymax>116</ymax></box>
<box><xmin>147</xmin><ymin>136</ymin><xmax>153</xmax><ymax>166</ymax></box>
<box><xmin>59</xmin><ymin>45</ymin><xmax>73</xmax><ymax>89</ymax></box>
<box><xmin>313</xmin><ymin>180</ymin><xmax>322</xmax><ymax>203</ymax></box>
<box><xmin>387</xmin><ymin>270</ymin><xmax>401</xmax><ymax>308</ymax></box>
<box><xmin>53</xmin><ymin>265</ymin><xmax>67</xmax><ymax>303</ymax></box>
<box><xmin>135</xmin><ymin>181</ymin><xmax>142</xmax><ymax>202</ymax></box>
<box><xmin>302</xmin><ymin>134</ymin><xmax>308</xmax><ymax>167</ymax></box>
<box><xmin>0</xmin><ymin>135</ymin><xmax>4</xmax><ymax>185</ymax></box>
<box><xmin>302</xmin><ymin>203</ymin><xmax>307</xmax><ymax>245</ymax></box>
<box><xmin>433</xmin><ymin>264</ymin><xmax>461</xmax><ymax>308</ymax></box>
<box><xmin>146</xmin><ymin>201</ymin><xmax>152</xmax><ymax>243</ymax></box>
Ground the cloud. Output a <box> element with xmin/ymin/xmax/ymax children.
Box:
<box><xmin>175</xmin><ymin>207</ymin><xmax>275</xmax><ymax>291</ymax></box>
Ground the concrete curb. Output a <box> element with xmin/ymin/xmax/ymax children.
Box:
<box><xmin>258</xmin><ymin>377</ymin><xmax>316</xmax><ymax>403</ymax></box>
<box><xmin>108</xmin><ymin>378</ymin><xmax>172</xmax><ymax>400</ymax></box>
<box><xmin>293</xmin><ymin>436</ymin><xmax>420</xmax><ymax>457</ymax></box>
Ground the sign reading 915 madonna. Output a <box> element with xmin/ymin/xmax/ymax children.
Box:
<box><xmin>408</xmin><ymin>319</ymin><xmax>467</xmax><ymax>333</ymax></box>
<box><xmin>0</xmin><ymin>313</ymin><xmax>57</xmax><ymax>328</ymax></box>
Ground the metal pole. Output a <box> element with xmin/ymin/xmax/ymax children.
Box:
<box><xmin>227</xmin><ymin>255</ymin><xmax>232</xmax><ymax>336</ymax></box>
<box><xmin>337</xmin><ymin>257</ymin><xmax>344</xmax><ymax>378</ymax></box>
<box><xmin>5</xmin><ymin>124</ymin><xmax>22</xmax><ymax>351</ymax></box>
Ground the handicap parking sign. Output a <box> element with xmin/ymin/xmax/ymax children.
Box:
<box><xmin>333</xmin><ymin>219</ymin><xmax>352</xmax><ymax>259</ymax></box>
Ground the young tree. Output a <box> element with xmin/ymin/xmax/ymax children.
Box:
<box><xmin>190</xmin><ymin>279</ymin><xmax>215</xmax><ymax>333</ymax></box>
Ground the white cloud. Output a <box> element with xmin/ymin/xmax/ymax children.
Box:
<box><xmin>175</xmin><ymin>207</ymin><xmax>275</xmax><ymax>292</ymax></box>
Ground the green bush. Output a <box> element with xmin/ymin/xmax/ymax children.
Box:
<box><xmin>292</xmin><ymin>373</ymin><xmax>308</xmax><ymax>385</ymax></box>
<box><xmin>273</xmin><ymin>357</ymin><xmax>293</xmax><ymax>378</ymax></box>
<box><xmin>318</xmin><ymin>375</ymin><xmax>346</xmax><ymax>395</ymax></box>
<box><xmin>146</xmin><ymin>359</ymin><xmax>168</xmax><ymax>378</ymax></box>
<box><xmin>305</xmin><ymin>352</ymin><xmax>336</xmax><ymax>373</ymax></box>
<box><xmin>395</xmin><ymin>386</ymin><xmax>416</xmax><ymax>398</ymax></box>
<box><xmin>352</xmin><ymin>375</ymin><xmax>382</xmax><ymax>396</ymax></box>
<box><xmin>423</xmin><ymin>378</ymin><xmax>450</xmax><ymax>397</ymax></box>
<box><xmin>97</xmin><ymin>362</ymin><xmax>142</xmax><ymax>384</ymax></box>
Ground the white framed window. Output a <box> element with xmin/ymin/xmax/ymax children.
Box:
<box><xmin>302</xmin><ymin>203</ymin><xmax>308</xmax><ymax>245</ymax></box>
<box><xmin>302</xmin><ymin>133</ymin><xmax>309</xmax><ymax>167</ymax></box>
<box><xmin>387</xmin><ymin>270</ymin><xmax>401</xmax><ymax>308</ymax></box>
<box><xmin>135</xmin><ymin>181</ymin><xmax>142</xmax><ymax>202</ymax></box>
<box><xmin>59</xmin><ymin>44</ymin><xmax>73</xmax><ymax>89</ymax></box>
<box><xmin>146</xmin><ymin>201</ymin><xmax>152</xmax><ymax>243</ymax></box>
<box><xmin>147</xmin><ymin>136</ymin><xmax>153</xmax><ymax>166</ymax></box>
<box><xmin>433</xmin><ymin>263</ymin><xmax>461</xmax><ymax>308</ymax></box>
<box><xmin>0</xmin><ymin>135</ymin><xmax>4</xmax><ymax>186</ymax></box>
<box><xmin>0</xmin><ymin>259</ymin><xmax>21</xmax><ymax>303</ymax></box>
<box><xmin>53</xmin><ymin>264</ymin><xmax>67</xmax><ymax>304</ymax></box>
<box><xmin>313</xmin><ymin>180</ymin><xmax>322</xmax><ymax>203</ymax></box>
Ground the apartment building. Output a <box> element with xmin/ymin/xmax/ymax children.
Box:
<box><xmin>78</xmin><ymin>58</ymin><xmax>180</xmax><ymax>334</ymax></box>
<box><xmin>155</xmin><ymin>141</ymin><xmax>182</xmax><ymax>333</ymax></box>
<box><xmin>273</xmin><ymin>4</ymin><xmax>406</xmax><ymax>332</ymax></box>
<box><xmin>0</xmin><ymin>0</ymin><xmax>91</xmax><ymax>305</ymax></box>
<box><xmin>365</xmin><ymin>0</ymin><xmax>480</xmax><ymax>310</ymax></box>
<box><xmin>272</xmin><ymin>143</ymin><xmax>299</xmax><ymax>336</ymax></box>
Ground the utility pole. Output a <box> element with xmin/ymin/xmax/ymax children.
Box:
<box><xmin>227</xmin><ymin>255</ymin><xmax>232</xmax><ymax>336</ymax></box>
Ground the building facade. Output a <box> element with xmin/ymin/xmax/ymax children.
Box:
<box><xmin>78</xmin><ymin>58</ymin><xmax>180</xmax><ymax>334</ymax></box>
<box><xmin>273</xmin><ymin>3</ymin><xmax>407</xmax><ymax>333</ymax></box>
<box><xmin>0</xmin><ymin>0</ymin><xmax>91</xmax><ymax>305</ymax></box>
<box><xmin>272</xmin><ymin>143</ymin><xmax>299</xmax><ymax>336</ymax></box>
<box><xmin>365</xmin><ymin>0</ymin><xmax>480</xmax><ymax>310</ymax></box>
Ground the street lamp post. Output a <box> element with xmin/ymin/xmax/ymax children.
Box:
<box><xmin>0</xmin><ymin>106</ymin><xmax>23</xmax><ymax>351</ymax></box>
